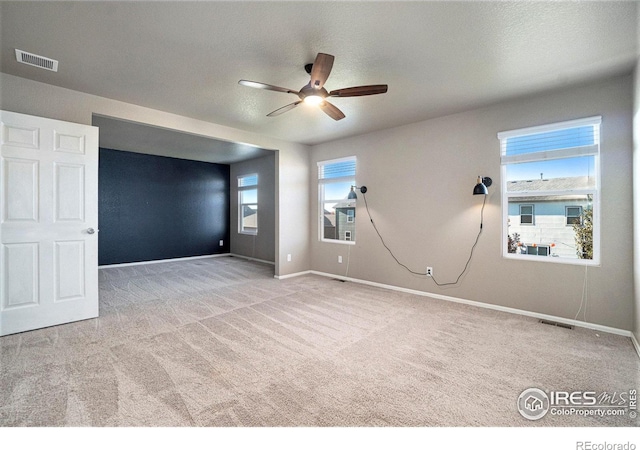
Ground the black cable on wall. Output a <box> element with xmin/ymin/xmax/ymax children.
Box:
<box><xmin>361</xmin><ymin>192</ymin><xmax>486</xmax><ymax>287</ymax></box>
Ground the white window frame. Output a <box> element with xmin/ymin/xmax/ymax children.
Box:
<box><xmin>344</xmin><ymin>230</ymin><xmax>352</xmax><ymax>241</ymax></box>
<box><xmin>318</xmin><ymin>156</ymin><xmax>356</xmax><ymax>245</ymax></box>
<box><xmin>238</xmin><ymin>173</ymin><xmax>258</xmax><ymax>235</ymax></box>
<box><xmin>499</xmin><ymin>116</ymin><xmax>601</xmax><ymax>265</ymax></box>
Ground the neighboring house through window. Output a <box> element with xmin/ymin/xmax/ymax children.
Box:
<box><xmin>238</xmin><ymin>174</ymin><xmax>258</xmax><ymax>235</ymax></box>
<box><xmin>318</xmin><ymin>157</ymin><xmax>356</xmax><ymax>243</ymax></box>
<box><xmin>499</xmin><ymin>116</ymin><xmax>600</xmax><ymax>263</ymax></box>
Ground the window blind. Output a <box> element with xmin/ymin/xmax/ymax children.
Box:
<box><xmin>238</xmin><ymin>174</ymin><xmax>258</xmax><ymax>187</ymax></box>
<box><xmin>498</xmin><ymin>116</ymin><xmax>600</xmax><ymax>165</ymax></box>
<box><xmin>318</xmin><ymin>158</ymin><xmax>356</xmax><ymax>180</ymax></box>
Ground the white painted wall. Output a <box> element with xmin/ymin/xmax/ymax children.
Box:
<box><xmin>310</xmin><ymin>75</ymin><xmax>634</xmax><ymax>331</ymax></box>
<box><xmin>0</xmin><ymin>73</ymin><xmax>311</xmax><ymax>276</ymax></box>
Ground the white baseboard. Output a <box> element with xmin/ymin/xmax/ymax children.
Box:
<box><xmin>631</xmin><ymin>333</ymin><xmax>640</xmax><ymax>360</ymax></box>
<box><xmin>298</xmin><ymin>270</ymin><xmax>635</xmax><ymax>341</ymax></box>
<box><xmin>99</xmin><ymin>253</ymin><xmax>231</xmax><ymax>269</ymax></box>
<box><xmin>274</xmin><ymin>270</ymin><xmax>312</xmax><ymax>280</ymax></box>
<box><xmin>229</xmin><ymin>253</ymin><xmax>275</xmax><ymax>265</ymax></box>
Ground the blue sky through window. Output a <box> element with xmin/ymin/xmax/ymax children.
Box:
<box><xmin>506</xmin><ymin>156</ymin><xmax>595</xmax><ymax>182</ymax></box>
<box><xmin>240</xmin><ymin>189</ymin><xmax>257</xmax><ymax>204</ymax></box>
<box><xmin>505</xmin><ymin>125</ymin><xmax>596</xmax><ymax>181</ymax></box>
<box><xmin>324</xmin><ymin>181</ymin><xmax>354</xmax><ymax>202</ymax></box>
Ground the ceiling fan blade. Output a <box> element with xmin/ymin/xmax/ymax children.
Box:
<box><xmin>309</xmin><ymin>53</ymin><xmax>334</xmax><ymax>89</ymax></box>
<box><xmin>329</xmin><ymin>85</ymin><xmax>388</xmax><ymax>97</ymax></box>
<box><xmin>266</xmin><ymin>101</ymin><xmax>302</xmax><ymax>117</ymax></box>
<box><xmin>319</xmin><ymin>100</ymin><xmax>345</xmax><ymax>121</ymax></box>
<box><xmin>239</xmin><ymin>80</ymin><xmax>298</xmax><ymax>95</ymax></box>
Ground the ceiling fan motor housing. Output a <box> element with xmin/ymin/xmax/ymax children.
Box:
<box><xmin>299</xmin><ymin>84</ymin><xmax>328</xmax><ymax>101</ymax></box>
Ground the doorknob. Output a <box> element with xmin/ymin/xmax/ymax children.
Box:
<box><xmin>87</xmin><ymin>228</ymin><xmax>95</xmax><ymax>234</ymax></box>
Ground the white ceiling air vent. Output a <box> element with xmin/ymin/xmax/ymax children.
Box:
<box><xmin>15</xmin><ymin>49</ymin><xmax>58</xmax><ymax>72</ymax></box>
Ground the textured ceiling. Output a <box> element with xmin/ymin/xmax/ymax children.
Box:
<box><xmin>1</xmin><ymin>1</ymin><xmax>638</xmax><ymax>149</ymax></box>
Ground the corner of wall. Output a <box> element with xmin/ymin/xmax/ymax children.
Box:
<box><xmin>633</xmin><ymin>54</ymin><xmax>640</xmax><ymax>347</ymax></box>
<box><xmin>633</xmin><ymin>0</ymin><xmax>640</xmax><ymax>344</ymax></box>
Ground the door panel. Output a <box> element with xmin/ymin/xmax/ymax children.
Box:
<box><xmin>0</xmin><ymin>110</ymin><xmax>98</xmax><ymax>336</ymax></box>
<box><xmin>1</xmin><ymin>123</ymin><xmax>39</xmax><ymax>149</ymax></box>
<box><xmin>54</xmin><ymin>240</ymin><xmax>85</xmax><ymax>301</ymax></box>
<box><xmin>55</xmin><ymin>162</ymin><xmax>85</xmax><ymax>221</ymax></box>
<box><xmin>2</xmin><ymin>242</ymin><xmax>39</xmax><ymax>309</ymax></box>
<box><xmin>54</xmin><ymin>131</ymin><xmax>85</xmax><ymax>155</ymax></box>
<box><xmin>3</xmin><ymin>158</ymin><xmax>39</xmax><ymax>222</ymax></box>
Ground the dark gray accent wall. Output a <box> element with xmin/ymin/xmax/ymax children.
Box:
<box><xmin>98</xmin><ymin>148</ymin><xmax>230</xmax><ymax>265</ymax></box>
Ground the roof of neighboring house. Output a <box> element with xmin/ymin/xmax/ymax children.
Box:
<box><xmin>508</xmin><ymin>176</ymin><xmax>593</xmax><ymax>191</ymax></box>
<box><xmin>324</xmin><ymin>213</ymin><xmax>335</xmax><ymax>227</ymax></box>
<box><xmin>334</xmin><ymin>200</ymin><xmax>356</xmax><ymax>210</ymax></box>
<box><xmin>508</xmin><ymin>176</ymin><xmax>593</xmax><ymax>202</ymax></box>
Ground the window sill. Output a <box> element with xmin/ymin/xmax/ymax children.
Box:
<box><xmin>320</xmin><ymin>239</ymin><xmax>356</xmax><ymax>245</ymax></box>
<box><xmin>503</xmin><ymin>253</ymin><xmax>600</xmax><ymax>266</ymax></box>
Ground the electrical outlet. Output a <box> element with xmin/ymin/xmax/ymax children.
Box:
<box><xmin>426</xmin><ymin>267</ymin><xmax>433</xmax><ymax>277</ymax></box>
<box><xmin>338</xmin><ymin>256</ymin><xmax>343</xmax><ymax>263</ymax></box>
<box><xmin>287</xmin><ymin>254</ymin><xmax>292</xmax><ymax>262</ymax></box>
<box><xmin>219</xmin><ymin>240</ymin><xmax>224</xmax><ymax>246</ymax></box>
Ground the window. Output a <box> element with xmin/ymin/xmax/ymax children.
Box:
<box><xmin>499</xmin><ymin>116</ymin><xmax>600</xmax><ymax>264</ymax></box>
<box><xmin>238</xmin><ymin>174</ymin><xmax>258</xmax><ymax>235</ymax></box>
<box><xmin>519</xmin><ymin>205</ymin><xmax>534</xmax><ymax>225</ymax></box>
<box><xmin>346</xmin><ymin>209</ymin><xmax>355</xmax><ymax>223</ymax></box>
<box><xmin>318</xmin><ymin>157</ymin><xmax>356</xmax><ymax>243</ymax></box>
<box><xmin>566</xmin><ymin>206</ymin><xmax>582</xmax><ymax>226</ymax></box>
<box><xmin>523</xmin><ymin>245</ymin><xmax>549</xmax><ymax>256</ymax></box>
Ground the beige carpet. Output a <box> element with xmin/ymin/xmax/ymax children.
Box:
<box><xmin>0</xmin><ymin>256</ymin><xmax>638</xmax><ymax>426</ymax></box>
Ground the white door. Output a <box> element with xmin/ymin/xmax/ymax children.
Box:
<box><xmin>0</xmin><ymin>110</ymin><xmax>99</xmax><ymax>336</ymax></box>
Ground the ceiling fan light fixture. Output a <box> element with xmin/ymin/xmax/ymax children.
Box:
<box><xmin>239</xmin><ymin>52</ymin><xmax>388</xmax><ymax>120</ymax></box>
<box><xmin>303</xmin><ymin>95</ymin><xmax>324</xmax><ymax>105</ymax></box>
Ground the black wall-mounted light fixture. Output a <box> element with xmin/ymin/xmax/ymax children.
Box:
<box><xmin>348</xmin><ymin>185</ymin><xmax>368</xmax><ymax>200</ymax></box>
<box><xmin>473</xmin><ymin>176</ymin><xmax>492</xmax><ymax>195</ymax></box>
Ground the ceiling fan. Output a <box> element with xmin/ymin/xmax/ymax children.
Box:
<box><xmin>238</xmin><ymin>53</ymin><xmax>388</xmax><ymax>121</ymax></box>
